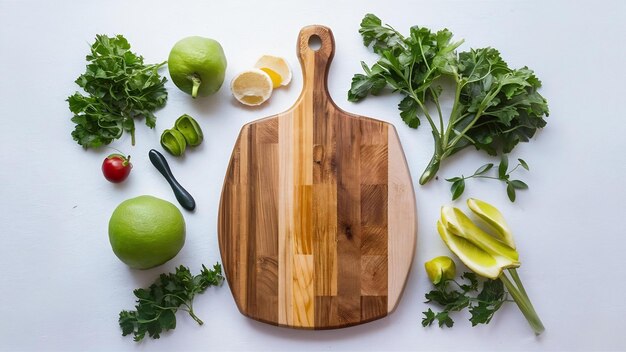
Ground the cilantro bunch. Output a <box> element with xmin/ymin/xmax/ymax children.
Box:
<box><xmin>349</xmin><ymin>14</ymin><xmax>549</xmax><ymax>184</ymax></box>
<box><xmin>119</xmin><ymin>263</ymin><xmax>224</xmax><ymax>342</ymax></box>
<box><xmin>68</xmin><ymin>35</ymin><xmax>168</xmax><ymax>148</ymax></box>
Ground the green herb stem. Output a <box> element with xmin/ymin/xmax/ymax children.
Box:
<box><xmin>406</xmin><ymin>89</ymin><xmax>438</xmax><ymax>135</ymax></box>
<box><xmin>419</xmin><ymin>81</ymin><xmax>468</xmax><ymax>184</ymax></box>
<box><xmin>419</xmin><ymin>152</ymin><xmax>441</xmax><ymax>185</ymax></box>
<box><xmin>500</xmin><ymin>270</ymin><xmax>545</xmax><ymax>335</ymax></box>
<box><xmin>130</xmin><ymin>126</ymin><xmax>136</xmax><ymax>146</ymax></box>
<box><xmin>429</xmin><ymin>87</ymin><xmax>445</xmax><ymax>141</ymax></box>
<box><xmin>509</xmin><ymin>268</ymin><xmax>529</xmax><ymax>299</ymax></box>
<box><xmin>187</xmin><ymin>308</ymin><xmax>204</xmax><ymax>325</ymax></box>
<box><xmin>442</xmin><ymin>79</ymin><xmax>463</xmax><ymax>149</ymax></box>
<box><xmin>446</xmin><ymin>109</ymin><xmax>485</xmax><ymax>151</ymax></box>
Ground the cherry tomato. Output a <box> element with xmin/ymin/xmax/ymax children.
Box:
<box><xmin>102</xmin><ymin>154</ymin><xmax>132</xmax><ymax>183</ymax></box>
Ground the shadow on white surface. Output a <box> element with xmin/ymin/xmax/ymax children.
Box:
<box><xmin>243</xmin><ymin>311</ymin><xmax>396</xmax><ymax>342</ymax></box>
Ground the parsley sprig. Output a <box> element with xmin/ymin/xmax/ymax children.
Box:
<box><xmin>422</xmin><ymin>272</ymin><xmax>510</xmax><ymax>328</ymax></box>
<box><xmin>119</xmin><ymin>263</ymin><xmax>224</xmax><ymax>342</ymax></box>
<box><xmin>349</xmin><ymin>14</ymin><xmax>549</xmax><ymax>185</ymax></box>
<box><xmin>446</xmin><ymin>155</ymin><xmax>530</xmax><ymax>201</ymax></box>
<box><xmin>68</xmin><ymin>34</ymin><xmax>168</xmax><ymax>148</ymax></box>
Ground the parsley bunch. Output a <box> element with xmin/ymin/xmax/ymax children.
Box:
<box><xmin>68</xmin><ymin>34</ymin><xmax>168</xmax><ymax>148</ymax></box>
<box><xmin>422</xmin><ymin>272</ymin><xmax>509</xmax><ymax>328</ymax></box>
<box><xmin>119</xmin><ymin>263</ymin><xmax>224</xmax><ymax>342</ymax></box>
<box><xmin>349</xmin><ymin>14</ymin><xmax>549</xmax><ymax>185</ymax></box>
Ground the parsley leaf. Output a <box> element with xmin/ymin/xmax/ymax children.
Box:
<box><xmin>422</xmin><ymin>271</ymin><xmax>508</xmax><ymax>329</ymax></box>
<box><xmin>349</xmin><ymin>14</ymin><xmax>548</xmax><ymax>185</ymax></box>
<box><xmin>119</xmin><ymin>263</ymin><xmax>224</xmax><ymax>342</ymax></box>
<box><xmin>469</xmin><ymin>279</ymin><xmax>506</xmax><ymax>326</ymax></box>
<box><xmin>422</xmin><ymin>308</ymin><xmax>436</xmax><ymax>327</ymax></box>
<box><xmin>68</xmin><ymin>34</ymin><xmax>168</xmax><ymax>148</ymax></box>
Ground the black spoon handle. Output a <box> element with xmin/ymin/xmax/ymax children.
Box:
<box><xmin>148</xmin><ymin>149</ymin><xmax>196</xmax><ymax>211</ymax></box>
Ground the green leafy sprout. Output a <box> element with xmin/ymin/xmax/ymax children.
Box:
<box><xmin>446</xmin><ymin>155</ymin><xmax>530</xmax><ymax>202</ymax></box>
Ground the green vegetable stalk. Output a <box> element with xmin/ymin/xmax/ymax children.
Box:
<box><xmin>348</xmin><ymin>14</ymin><xmax>549</xmax><ymax>184</ymax></box>
<box><xmin>437</xmin><ymin>198</ymin><xmax>545</xmax><ymax>334</ymax></box>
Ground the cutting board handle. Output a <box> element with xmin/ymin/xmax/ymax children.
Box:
<box><xmin>297</xmin><ymin>25</ymin><xmax>335</xmax><ymax>95</ymax></box>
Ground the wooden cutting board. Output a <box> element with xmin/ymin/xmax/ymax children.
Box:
<box><xmin>218</xmin><ymin>25</ymin><xmax>417</xmax><ymax>329</ymax></box>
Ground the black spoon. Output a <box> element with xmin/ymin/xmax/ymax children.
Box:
<box><xmin>148</xmin><ymin>149</ymin><xmax>196</xmax><ymax>211</ymax></box>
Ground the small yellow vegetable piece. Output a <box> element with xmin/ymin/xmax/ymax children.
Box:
<box><xmin>424</xmin><ymin>256</ymin><xmax>456</xmax><ymax>284</ymax></box>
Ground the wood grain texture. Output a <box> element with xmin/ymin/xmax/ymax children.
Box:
<box><xmin>218</xmin><ymin>25</ymin><xmax>417</xmax><ymax>329</ymax></box>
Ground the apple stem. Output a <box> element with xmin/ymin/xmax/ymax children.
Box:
<box><xmin>190</xmin><ymin>74</ymin><xmax>201</xmax><ymax>98</ymax></box>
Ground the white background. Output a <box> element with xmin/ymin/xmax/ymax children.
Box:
<box><xmin>1</xmin><ymin>0</ymin><xmax>625</xmax><ymax>351</ymax></box>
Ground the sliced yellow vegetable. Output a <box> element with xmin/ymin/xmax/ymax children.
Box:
<box><xmin>440</xmin><ymin>206</ymin><xmax>520</xmax><ymax>263</ymax></box>
<box><xmin>467</xmin><ymin>198</ymin><xmax>515</xmax><ymax>248</ymax></box>
<box><xmin>437</xmin><ymin>221</ymin><xmax>518</xmax><ymax>279</ymax></box>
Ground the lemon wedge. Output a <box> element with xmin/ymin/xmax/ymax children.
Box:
<box><xmin>230</xmin><ymin>69</ymin><xmax>273</xmax><ymax>106</ymax></box>
<box><xmin>254</xmin><ymin>55</ymin><xmax>292</xmax><ymax>88</ymax></box>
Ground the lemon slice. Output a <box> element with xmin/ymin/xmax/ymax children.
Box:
<box><xmin>254</xmin><ymin>55</ymin><xmax>292</xmax><ymax>88</ymax></box>
<box><xmin>230</xmin><ymin>69</ymin><xmax>273</xmax><ymax>106</ymax></box>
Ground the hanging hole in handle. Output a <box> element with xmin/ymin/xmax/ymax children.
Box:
<box><xmin>308</xmin><ymin>35</ymin><xmax>322</xmax><ymax>51</ymax></box>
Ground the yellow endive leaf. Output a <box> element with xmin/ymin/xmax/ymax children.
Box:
<box><xmin>437</xmin><ymin>220</ymin><xmax>520</xmax><ymax>279</ymax></box>
<box><xmin>441</xmin><ymin>206</ymin><xmax>520</xmax><ymax>262</ymax></box>
<box><xmin>467</xmin><ymin>198</ymin><xmax>515</xmax><ymax>249</ymax></box>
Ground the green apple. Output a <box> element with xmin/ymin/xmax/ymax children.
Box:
<box><xmin>168</xmin><ymin>36</ymin><xmax>227</xmax><ymax>98</ymax></box>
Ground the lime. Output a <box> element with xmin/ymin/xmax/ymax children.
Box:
<box><xmin>168</xmin><ymin>36</ymin><xmax>227</xmax><ymax>98</ymax></box>
<box><xmin>108</xmin><ymin>195</ymin><xmax>185</xmax><ymax>269</ymax></box>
